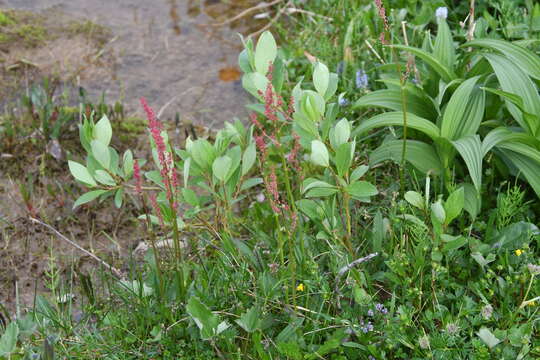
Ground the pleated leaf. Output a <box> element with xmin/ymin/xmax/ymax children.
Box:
<box><xmin>353</xmin><ymin>112</ymin><xmax>440</xmax><ymax>140</ymax></box>
<box><xmin>434</xmin><ymin>19</ymin><xmax>455</xmax><ymax>70</ymax></box>
<box><xmin>353</xmin><ymin>89</ymin><xmax>438</xmax><ymax>120</ymax></box>
<box><xmin>391</xmin><ymin>45</ymin><xmax>457</xmax><ymax>82</ymax></box>
<box><xmin>441</xmin><ymin>76</ymin><xmax>485</xmax><ymax>140</ymax></box>
<box><xmin>466</xmin><ymin>39</ymin><xmax>540</xmax><ymax>79</ymax></box>
<box><xmin>499</xmin><ymin>149</ymin><xmax>540</xmax><ymax>198</ymax></box>
<box><xmin>369</xmin><ymin>140</ymin><xmax>443</xmax><ymax>175</ymax></box>
<box><xmin>452</xmin><ymin>136</ymin><xmax>483</xmax><ymax>192</ymax></box>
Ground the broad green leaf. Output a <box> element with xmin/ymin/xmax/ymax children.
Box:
<box><xmin>431</xmin><ymin>200</ymin><xmax>446</xmax><ymax>224</ymax></box>
<box><xmin>114</xmin><ymin>188</ymin><xmax>124</xmax><ymax>208</ymax></box>
<box><xmin>353</xmin><ymin>89</ymin><xmax>438</xmax><ymax>120</ymax></box>
<box><xmin>434</xmin><ymin>19</ymin><xmax>455</xmax><ymax>70</ymax></box>
<box><xmin>311</xmin><ymin>140</ymin><xmax>329</xmax><ymax>167</ymax></box>
<box><xmin>242</xmin><ymin>72</ymin><xmax>270</xmax><ymax>100</ymax></box>
<box><xmin>465</xmin><ymin>39</ymin><xmax>540</xmax><ymax>80</ymax></box>
<box><xmin>242</xmin><ymin>142</ymin><xmax>256</xmax><ymax>176</ymax></box>
<box><xmin>444</xmin><ymin>187</ymin><xmax>464</xmax><ymax>225</ymax></box>
<box><xmin>335</xmin><ymin>142</ymin><xmax>353</xmax><ymax>177</ymax></box>
<box><xmin>350</xmin><ymin>165</ymin><xmax>369</xmax><ymax>181</ymax></box>
<box><xmin>0</xmin><ymin>322</ymin><xmax>19</xmax><ymax>356</ymax></box>
<box><xmin>330</xmin><ymin>118</ymin><xmax>350</xmax><ymax>149</ymax></box>
<box><xmin>499</xmin><ymin>148</ymin><xmax>540</xmax><ymax>198</ymax></box>
<box><xmin>296</xmin><ymin>199</ymin><xmax>323</xmax><ymax>220</ymax></box>
<box><xmin>391</xmin><ymin>44</ymin><xmax>457</xmax><ymax>82</ymax></box>
<box><xmin>313</xmin><ymin>62</ymin><xmax>330</xmax><ymax>96</ymax></box>
<box><xmin>301</xmin><ymin>91</ymin><xmax>325</xmax><ymax>123</ymax></box>
<box><xmin>123</xmin><ymin>150</ymin><xmax>134</xmax><ymax>179</ymax></box>
<box><xmin>477</xmin><ymin>328</ymin><xmax>501</xmax><ymax>349</ymax></box>
<box><xmin>235</xmin><ymin>306</ymin><xmax>261</xmax><ymax>333</ymax></box>
<box><xmin>482</xmin><ymin>127</ymin><xmax>540</xmax><ymax>157</ymax></box>
<box><xmin>353</xmin><ymin>112</ymin><xmax>440</xmax><ymax>140</ymax></box>
<box><xmin>212</xmin><ymin>156</ymin><xmax>232</xmax><ymax>182</ymax></box>
<box><xmin>254</xmin><ymin>31</ymin><xmax>277</xmax><ymax>75</ymax></box>
<box><xmin>452</xmin><ymin>136</ymin><xmax>483</xmax><ymax>192</ymax></box>
<box><xmin>190</xmin><ymin>139</ymin><xmax>216</xmax><ymax>171</ymax></box>
<box><xmin>302</xmin><ymin>180</ymin><xmax>338</xmax><ymax>197</ymax></box>
<box><xmin>186</xmin><ymin>297</ymin><xmax>219</xmax><ymax>340</ymax></box>
<box><xmin>91</xmin><ymin>140</ymin><xmax>111</xmax><ymax>169</ymax></box>
<box><xmin>404</xmin><ymin>191</ymin><xmax>425</xmax><ymax>210</ymax></box>
<box><xmin>442</xmin><ymin>236</ymin><xmax>468</xmax><ymax>252</ymax></box>
<box><xmin>324</xmin><ymin>73</ymin><xmax>339</xmax><ymax>100</ymax></box>
<box><xmin>94</xmin><ymin>170</ymin><xmax>116</xmax><ymax>186</ymax></box>
<box><xmin>441</xmin><ymin>76</ymin><xmax>485</xmax><ymax>140</ymax></box>
<box><xmin>68</xmin><ymin>161</ymin><xmax>97</xmax><ymax>187</ymax></box>
<box><xmin>483</xmin><ymin>53</ymin><xmax>540</xmax><ymax>134</ymax></box>
<box><xmin>240</xmin><ymin>177</ymin><xmax>263</xmax><ymax>191</ymax></box>
<box><xmin>369</xmin><ymin>140</ymin><xmax>443</xmax><ymax>175</ymax></box>
<box><xmin>73</xmin><ymin>190</ymin><xmax>109</xmax><ymax>209</ymax></box>
<box><xmin>345</xmin><ymin>181</ymin><xmax>378</xmax><ymax>199</ymax></box>
<box><xmin>462</xmin><ymin>182</ymin><xmax>480</xmax><ymax>218</ymax></box>
<box><xmin>238</xmin><ymin>48</ymin><xmax>252</xmax><ymax>73</ymax></box>
<box><xmin>93</xmin><ymin>115</ymin><xmax>112</xmax><ymax>146</ymax></box>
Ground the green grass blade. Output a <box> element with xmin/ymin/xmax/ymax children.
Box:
<box><xmin>369</xmin><ymin>140</ymin><xmax>443</xmax><ymax>175</ymax></box>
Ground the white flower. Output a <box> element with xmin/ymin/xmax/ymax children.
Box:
<box><xmin>435</xmin><ymin>7</ymin><xmax>448</xmax><ymax>20</ymax></box>
<box><xmin>256</xmin><ymin>192</ymin><xmax>266</xmax><ymax>203</ymax></box>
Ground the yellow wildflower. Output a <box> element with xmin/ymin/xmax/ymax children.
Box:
<box><xmin>296</xmin><ymin>283</ymin><xmax>305</xmax><ymax>292</ymax></box>
<box><xmin>515</xmin><ymin>249</ymin><xmax>523</xmax><ymax>256</ymax></box>
<box><xmin>528</xmin><ymin>301</ymin><xmax>536</xmax><ymax>307</ymax></box>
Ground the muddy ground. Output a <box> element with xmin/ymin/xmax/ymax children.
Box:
<box><xmin>0</xmin><ymin>0</ymin><xmax>267</xmax><ymax>316</ymax></box>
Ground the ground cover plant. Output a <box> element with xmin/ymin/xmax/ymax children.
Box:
<box><xmin>1</xmin><ymin>1</ymin><xmax>539</xmax><ymax>359</ymax></box>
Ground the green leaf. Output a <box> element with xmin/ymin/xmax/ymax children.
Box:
<box><xmin>391</xmin><ymin>44</ymin><xmax>457</xmax><ymax>82</ymax></box>
<box><xmin>0</xmin><ymin>322</ymin><xmax>18</xmax><ymax>356</ymax></box>
<box><xmin>93</xmin><ymin>115</ymin><xmax>112</xmax><ymax>146</ymax></box>
<box><xmin>242</xmin><ymin>142</ymin><xmax>256</xmax><ymax>176</ymax></box>
<box><xmin>369</xmin><ymin>140</ymin><xmax>443</xmax><ymax>175</ymax></box>
<box><xmin>94</xmin><ymin>170</ymin><xmax>116</xmax><ymax>186</ymax></box>
<box><xmin>465</xmin><ymin>39</ymin><xmax>540</xmax><ymax>80</ymax></box>
<box><xmin>442</xmin><ymin>236</ymin><xmax>468</xmax><ymax>252</ymax></box>
<box><xmin>235</xmin><ymin>306</ymin><xmax>261</xmax><ymax>333</ymax></box>
<box><xmin>313</xmin><ymin>62</ymin><xmax>330</xmax><ymax>96</ymax></box>
<box><xmin>68</xmin><ymin>161</ymin><xmax>97</xmax><ymax>187</ymax></box>
<box><xmin>73</xmin><ymin>190</ymin><xmax>109</xmax><ymax>209</ymax></box>
<box><xmin>330</xmin><ymin>118</ymin><xmax>350</xmax><ymax>149</ymax></box>
<box><xmin>212</xmin><ymin>156</ymin><xmax>232</xmax><ymax>182</ymax></box>
<box><xmin>303</xmin><ymin>180</ymin><xmax>338</xmax><ymax>198</ymax></box>
<box><xmin>311</xmin><ymin>140</ymin><xmax>329</xmax><ymax>167</ymax></box>
<box><xmin>254</xmin><ymin>31</ymin><xmax>277</xmax><ymax>75</ymax></box>
<box><xmin>190</xmin><ymin>139</ymin><xmax>216</xmax><ymax>171</ymax></box>
<box><xmin>123</xmin><ymin>150</ymin><xmax>134</xmax><ymax>179</ymax></box>
<box><xmin>463</xmin><ymin>182</ymin><xmax>481</xmax><ymax>218</ymax></box>
<box><xmin>444</xmin><ymin>187</ymin><xmax>464</xmax><ymax>225</ymax></box>
<box><xmin>186</xmin><ymin>297</ymin><xmax>220</xmax><ymax>341</ymax></box>
<box><xmin>477</xmin><ymin>328</ymin><xmax>501</xmax><ymax>349</ymax></box>
<box><xmin>353</xmin><ymin>112</ymin><xmax>440</xmax><ymax>140</ymax></box>
<box><xmin>483</xmin><ymin>53</ymin><xmax>540</xmax><ymax>134</ymax></box>
<box><xmin>240</xmin><ymin>177</ymin><xmax>263</xmax><ymax>191</ymax></box>
<box><xmin>452</xmin><ymin>136</ymin><xmax>483</xmax><ymax>193</ymax></box>
<box><xmin>335</xmin><ymin>142</ymin><xmax>353</xmax><ymax>177</ymax></box>
<box><xmin>238</xmin><ymin>48</ymin><xmax>252</xmax><ymax>73</ymax></box>
<box><xmin>242</xmin><ymin>72</ymin><xmax>269</xmax><ymax>100</ymax></box>
<box><xmin>353</xmin><ymin>89</ymin><xmax>438</xmax><ymax>120</ymax></box>
<box><xmin>324</xmin><ymin>73</ymin><xmax>339</xmax><ymax>100</ymax></box>
<box><xmin>114</xmin><ymin>188</ymin><xmax>124</xmax><ymax>208</ymax></box>
<box><xmin>345</xmin><ymin>181</ymin><xmax>378</xmax><ymax>199</ymax></box>
<box><xmin>434</xmin><ymin>19</ymin><xmax>455</xmax><ymax>70</ymax></box>
<box><xmin>441</xmin><ymin>76</ymin><xmax>485</xmax><ymax>140</ymax></box>
<box><xmin>431</xmin><ymin>200</ymin><xmax>446</xmax><ymax>224</ymax></box>
<box><xmin>499</xmin><ymin>148</ymin><xmax>540</xmax><ymax>198</ymax></box>
<box><xmin>91</xmin><ymin>140</ymin><xmax>111</xmax><ymax>169</ymax></box>
<box><xmin>350</xmin><ymin>165</ymin><xmax>369</xmax><ymax>181</ymax></box>
<box><xmin>404</xmin><ymin>191</ymin><xmax>425</xmax><ymax>210</ymax></box>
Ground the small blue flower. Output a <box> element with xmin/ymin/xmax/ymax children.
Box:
<box><xmin>367</xmin><ymin>309</ymin><xmax>374</xmax><ymax>317</ymax></box>
<box><xmin>356</xmin><ymin>69</ymin><xmax>369</xmax><ymax>90</ymax></box>
<box><xmin>336</xmin><ymin>61</ymin><xmax>345</xmax><ymax>75</ymax></box>
<box><xmin>435</xmin><ymin>7</ymin><xmax>448</xmax><ymax>20</ymax></box>
<box><xmin>338</xmin><ymin>97</ymin><xmax>349</xmax><ymax>106</ymax></box>
<box><xmin>375</xmin><ymin>303</ymin><xmax>388</xmax><ymax>314</ymax></box>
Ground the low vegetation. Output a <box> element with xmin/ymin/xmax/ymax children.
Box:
<box><xmin>1</xmin><ymin>0</ymin><xmax>539</xmax><ymax>359</ymax></box>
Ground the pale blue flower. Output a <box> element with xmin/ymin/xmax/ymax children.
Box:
<box><xmin>435</xmin><ymin>7</ymin><xmax>448</xmax><ymax>20</ymax></box>
<box><xmin>356</xmin><ymin>69</ymin><xmax>369</xmax><ymax>89</ymax></box>
<box><xmin>338</xmin><ymin>97</ymin><xmax>349</xmax><ymax>106</ymax></box>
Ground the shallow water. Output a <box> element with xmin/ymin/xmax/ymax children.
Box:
<box><xmin>2</xmin><ymin>0</ymin><xmax>261</xmax><ymax>127</ymax></box>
